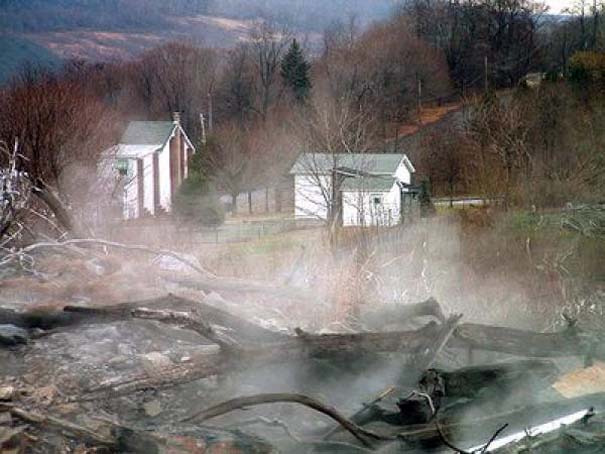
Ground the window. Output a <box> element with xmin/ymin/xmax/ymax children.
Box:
<box><xmin>116</xmin><ymin>158</ymin><xmax>132</xmax><ymax>177</ymax></box>
<box><xmin>372</xmin><ymin>195</ymin><xmax>382</xmax><ymax>205</ymax></box>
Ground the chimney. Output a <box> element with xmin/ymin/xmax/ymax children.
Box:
<box><xmin>172</xmin><ymin>111</ymin><xmax>181</xmax><ymax>125</ymax></box>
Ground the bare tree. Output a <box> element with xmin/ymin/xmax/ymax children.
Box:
<box><xmin>0</xmin><ymin>67</ymin><xmax>118</xmax><ymax>234</ymax></box>
<box><xmin>249</xmin><ymin>22</ymin><xmax>290</xmax><ymax>122</ymax></box>
<box><xmin>135</xmin><ymin>42</ymin><xmax>217</xmax><ymax>134</ymax></box>
<box><xmin>203</xmin><ymin>123</ymin><xmax>262</xmax><ymax>214</ymax></box>
<box><xmin>0</xmin><ymin>140</ymin><xmax>33</xmax><ymax>247</ymax></box>
<box><xmin>294</xmin><ymin>90</ymin><xmax>377</xmax><ymax>235</ymax></box>
<box><xmin>420</xmin><ymin>126</ymin><xmax>468</xmax><ymax>205</ymax></box>
<box><xmin>464</xmin><ymin>94</ymin><xmax>532</xmax><ymax>208</ymax></box>
<box><xmin>404</xmin><ymin>0</ymin><xmax>544</xmax><ymax>89</ymax></box>
<box><xmin>216</xmin><ymin>45</ymin><xmax>257</xmax><ymax>126</ymax></box>
<box><xmin>315</xmin><ymin>14</ymin><xmax>450</xmax><ymax>138</ymax></box>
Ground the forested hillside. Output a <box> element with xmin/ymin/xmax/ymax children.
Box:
<box><xmin>0</xmin><ymin>0</ymin><xmax>398</xmax><ymax>83</ymax></box>
<box><xmin>0</xmin><ymin>0</ymin><xmax>397</xmax><ymax>32</ymax></box>
<box><xmin>0</xmin><ymin>35</ymin><xmax>61</xmax><ymax>82</ymax></box>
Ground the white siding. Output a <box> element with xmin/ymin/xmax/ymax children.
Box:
<box><xmin>291</xmin><ymin>154</ymin><xmax>414</xmax><ymax>226</ymax></box>
<box><xmin>394</xmin><ymin>160</ymin><xmax>412</xmax><ymax>185</ymax></box>
<box><xmin>342</xmin><ymin>183</ymin><xmax>400</xmax><ymax>227</ymax></box>
<box><xmin>143</xmin><ymin>154</ymin><xmax>155</xmax><ymax>215</ymax></box>
<box><xmin>294</xmin><ymin>174</ymin><xmax>331</xmax><ymax>220</ymax></box>
<box><xmin>159</xmin><ymin>141</ymin><xmax>172</xmax><ymax>212</ymax></box>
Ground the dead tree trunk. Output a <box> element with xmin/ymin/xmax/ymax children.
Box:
<box><xmin>79</xmin><ymin>315</ymin><xmax>457</xmax><ymax>402</ymax></box>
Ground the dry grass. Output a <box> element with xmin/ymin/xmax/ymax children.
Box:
<box><xmin>1</xmin><ymin>208</ymin><xmax>601</xmax><ymax>333</ymax></box>
<box><xmin>394</xmin><ymin>103</ymin><xmax>462</xmax><ymax>139</ymax></box>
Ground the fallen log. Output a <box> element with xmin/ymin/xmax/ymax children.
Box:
<box><xmin>0</xmin><ymin>325</ymin><xmax>29</xmax><ymax>346</ymax></box>
<box><xmin>0</xmin><ymin>307</ymin><xmax>79</xmax><ymax>331</ymax></box>
<box><xmin>178</xmin><ymin>361</ymin><xmax>561</xmax><ymax>451</ymax></box>
<box><xmin>320</xmin><ymin>314</ymin><xmax>462</xmax><ymax>440</ymax></box>
<box><xmin>342</xmin><ymin>359</ymin><xmax>559</xmax><ymax>431</ymax></box>
<box><xmin>411</xmin><ymin>313</ymin><xmax>462</xmax><ymax>373</ymax></box>
<box><xmin>11</xmin><ymin>295</ymin><xmax>597</xmax><ymax>362</ymax></box>
<box><xmin>0</xmin><ymin>294</ymin><xmax>286</xmax><ymax>343</ymax></box>
<box><xmin>451</xmin><ymin>322</ymin><xmax>598</xmax><ymax>359</ymax></box>
<box><xmin>3</xmin><ymin>295</ymin><xmax>603</xmax><ymax>408</ymax></box>
<box><xmin>66</xmin><ymin>294</ymin><xmax>288</xmax><ymax>343</ymax></box>
<box><xmin>78</xmin><ymin>319</ymin><xmax>452</xmax><ymax>401</ymax></box>
<box><xmin>0</xmin><ymin>295</ymin><xmax>189</xmax><ymax>331</ymax></box>
<box><xmin>73</xmin><ymin>312</ymin><xmax>599</xmax><ymax>402</ymax></box>
<box><xmin>68</xmin><ymin>300</ymin><xmax>605</xmax><ymax>363</ymax></box>
<box><xmin>360</xmin><ymin>297</ymin><xmax>447</xmax><ymax>328</ymax></box>
<box><xmin>131</xmin><ymin>307</ymin><xmax>242</xmax><ymax>350</ymax></box>
<box><xmin>421</xmin><ymin>358</ymin><xmax>559</xmax><ymax>401</ymax></box>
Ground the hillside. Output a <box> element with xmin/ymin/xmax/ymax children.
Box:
<box><xmin>0</xmin><ymin>14</ymin><xmax>271</xmax><ymax>84</ymax></box>
<box><xmin>0</xmin><ymin>0</ymin><xmax>397</xmax><ymax>32</ymax></box>
<box><xmin>0</xmin><ymin>35</ymin><xmax>62</xmax><ymax>83</ymax></box>
<box><xmin>0</xmin><ymin>0</ymin><xmax>398</xmax><ymax>83</ymax></box>
<box><xmin>22</xmin><ymin>15</ymin><xmax>259</xmax><ymax>61</ymax></box>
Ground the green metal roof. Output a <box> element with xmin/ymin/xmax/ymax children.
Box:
<box><xmin>120</xmin><ymin>121</ymin><xmax>176</xmax><ymax>146</ymax></box>
<box><xmin>341</xmin><ymin>176</ymin><xmax>396</xmax><ymax>192</ymax></box>
<box><xmin>290</xmin><ymin>153</ymin><xmax>405</xmax><ymax>175</ymax></box>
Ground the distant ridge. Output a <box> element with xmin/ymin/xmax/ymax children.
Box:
<box><xmin>0</xmin><ymin>0</ymin><xmax>399</xmax><ymax>84</ymax></box>
<box><xmin>0</xmin><ymin>34</ymin><xmax>62</xmax><ymax>84</ymax></box>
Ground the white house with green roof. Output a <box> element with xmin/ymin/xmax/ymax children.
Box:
<box><xmin>289</xmin><ymin>153</ymin><xmax>415</xmax><ymax>227</ymax></box>
<box><xmin>111</xmin><ymin>113</ymin><xmax>195</xmax><ymax>219</ymax></box>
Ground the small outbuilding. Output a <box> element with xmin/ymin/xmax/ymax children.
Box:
<box><xmin>289</xmin><ymin>153</ymin><xmax>416</xmax><ymax>227</ymax></box>
<box><xmin>111</xmin><ymin>113</ymin><xmax>195</xmax><ymax>220</ymax></box>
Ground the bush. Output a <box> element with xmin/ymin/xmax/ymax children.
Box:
<box><xmin>173</xmin><ymin>178</ymin><xmax>225</xmax><ymax>227</ymax></box>
<box><xmin>569</xmin><ymin>51</ymin><xmax>605</xmax><ymax>83</ymax></box>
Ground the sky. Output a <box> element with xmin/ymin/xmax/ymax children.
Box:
<box><xmin>545</xmin><ymin>0</ymin><xmax>573</xmax><ymax>14</ymax></box>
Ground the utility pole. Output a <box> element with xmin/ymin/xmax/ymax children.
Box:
<box><xmin>484</xmin><ymin>56</ymin><xmax>489</xmax><ymax>94</ymax></box>
<box><xmin>207</xmin><ymin>92</ymin><xmax>214</xmax><ymax>133</ymax></box>
<box><xmin>416</xmin><ymin>72</ymin><xmax>422</xmax><ymax>120</ymax></box>
<box><xmin>200</xmin><ymin>113</ymin><xmax>207</xmax><ymax>146</ymax></box>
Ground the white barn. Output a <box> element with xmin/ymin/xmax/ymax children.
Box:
<box><xmin>110</xmin><ymin>114</ymin><xmax>195</xmax><ymax>220</ymax></box>
<box><xmin>289</xmin><ymin>153</ymin><xmax>416</xmax><ymax>227</ymax></box>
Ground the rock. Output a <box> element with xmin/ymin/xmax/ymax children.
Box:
<box><xmin>0</xmin><ymin>386</ymin><xmax>15</xmax><ymax>401</ymax></box>
<box><xmin>143</xmin><ymin>399</ymin><xmax>162</xmax><ymax>417</ymax></box>
<box><xmin>0</xmin><ymin>325</ymin><xmax>28</xmax><ymax>346</ymax></box>
<box><xmin>107</xmin><ymin>355</ymin><xmax>129</xmax><ymax>367</ymax></box>
<box><xmin>0</xmin><ymin>412</ymin><xmax>11</xmax><ymax>425</ymax></box>
<box><xmin>140</xmin><ymin>352</ymin><xmax>174</xmax><ymax>378</ymax></box>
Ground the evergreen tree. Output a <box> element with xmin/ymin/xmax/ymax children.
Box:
<box><xmin>280</xmin><ymin>39</ymin><xmax>311</xmax><ymax>102</ymax></box>
<box><xmin>173</xmin><ymin>140</ymin><xmax>225</xmax><ymax>226</ymax></box>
